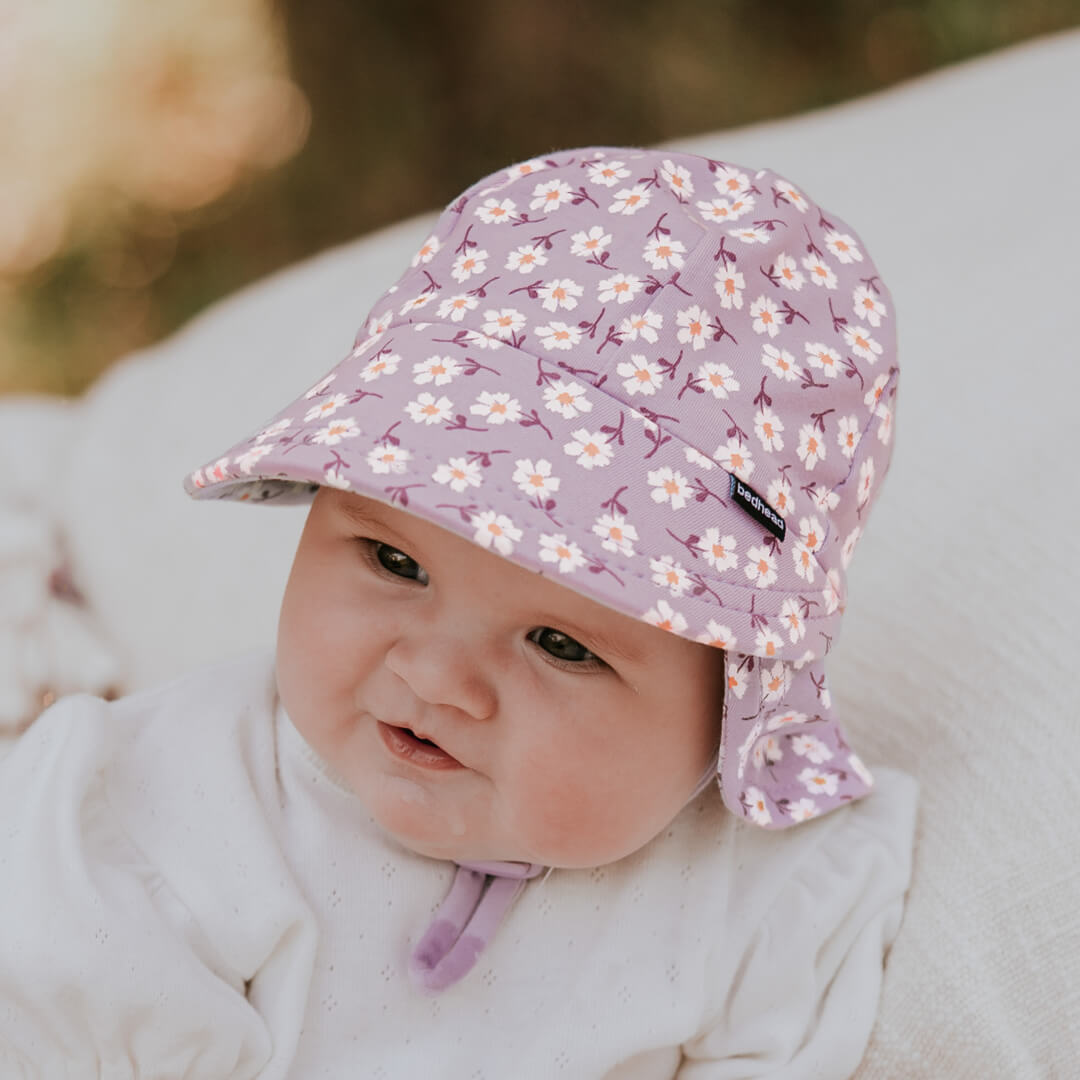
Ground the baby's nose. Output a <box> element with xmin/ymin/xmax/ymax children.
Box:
<box><xmin>382</xmin><ymin>626</ymin><xmax>497</xmax><ymax>722</ymax></box>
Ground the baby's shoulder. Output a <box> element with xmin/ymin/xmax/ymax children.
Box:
<box><xmin>650</xmin><ymin>767</ymin><xmax>918</xmax><ymax>938</ymax></box>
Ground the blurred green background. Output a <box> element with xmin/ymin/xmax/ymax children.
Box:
<box><xmin>3</xmin><ymin>0</ymin><xmax>1078</xmax><ymax>398</ymax></box>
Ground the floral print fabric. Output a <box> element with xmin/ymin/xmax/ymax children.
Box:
<box><xmin>186</xmin><ymin>147</ymin><xmax>898</xmax><ymax>829</ymax></box>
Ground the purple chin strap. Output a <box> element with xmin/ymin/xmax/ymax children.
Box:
<box><xmin>409</xmin><ymin>860</ymin><xmax>545</xmax><ymax>993</ymax></box>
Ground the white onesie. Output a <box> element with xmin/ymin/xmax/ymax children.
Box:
<box><xmin>0</xmin><ymin>654</ymin><xmax>916</xmax><ymax>1079</ymax></box>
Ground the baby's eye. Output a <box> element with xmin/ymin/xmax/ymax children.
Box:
<box><xmin>374</xmin><ymin>543</ymin><xmax>429</xmax><ymax>584</ymax></box>
<box><xmin>527</xmin><ymin>627</ymin><xmax>598</xmax><ymax>665</ymax></box>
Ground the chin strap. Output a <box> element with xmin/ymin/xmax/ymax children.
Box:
<box><xmin>409</xmin><ymin>860</ymin><xmax>545</xmax><ymax>993</ymax></box>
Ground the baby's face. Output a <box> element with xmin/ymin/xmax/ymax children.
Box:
<box><xmin>276</xmin><ymin>489</ymin><xmax>725</xmax><ymax>868</ymax></box>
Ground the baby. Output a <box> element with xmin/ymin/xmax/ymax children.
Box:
<box><xmin>0</xmin><ymin>147</ymin><xmax>916</xmax><ymax>1078</ymax></box>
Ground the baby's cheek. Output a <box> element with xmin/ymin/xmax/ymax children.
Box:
<box><xmin>504</xmin><ymin>766</ymin><xmax>661</xmax><ymax>869</ymax></box>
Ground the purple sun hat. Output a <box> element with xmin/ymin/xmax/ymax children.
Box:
<box><xmin>186</xmin><ymin>146</ymin><xmax>898</xmax><ymax>831</ymax></box>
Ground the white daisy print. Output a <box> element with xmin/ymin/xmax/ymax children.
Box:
<box><xmin>570</xmin><ymin>225</ymin><xmax>612</xmax><ymax>258</ymax></box>
<box><xmin>539</xmin><ymin>534</ymin><xmax>587</xmax><ymax>573</ymax></box>
<box><xmin>805</xmin><ymin>342</ymin><xmax>841</xmax><ymax>378</ymax></box>
<box><xmin>823</xmin><ymin>568</ymin><xmax>844</xmax><ymax>615</ymax></box>
<box><xmin>853</xmin><ymin>283</ymin><xmax>887</xmax><ymax>326</ymax></box>
<box><xmin>701</xmin><ymin>528</ymin><xmax>737</xmax><ymax>572</ymax></box>
<box><xmin>715</xmin><ymin>437</ymin><xmax>754</xmax><ymax>480</ymax></box>
<box><xmin>676</xmin><ymin>304</ymin><xmax>709</xmax><ymax>351</ymax></box>
<box><xmin>714</xmin><ymin>266</ymin><xmax>745</xmax><ymax>309</ymax></box>
<box><xmin>543</xmin><ymin>379</ymin><xmax>593</xmax><ymax>419</ymax></box>
<box><xmin>761</xmin><ymin>344</ymin><xmax>799</xmax><ymax>382</ymax></box>
<box><xmin>311</xmin><ymin>417</ymin><xmax>361</xmax><ymax>445</ymax></box>
<box><xmin>755</xmin><ymin>628</ymin><xmax>783</xmax><ymax>658</ymax></box>
<box><xmin>433</xmin><ymin>456</ymin><xmax>482</xmax><ymax>492</ymax></box>
<box><xmin>651</xmin><ymin>555</ymin><xmax>691</xmax><ymax>597</ymax></box>
<box><xmin>412</xmin><ymin>355</ymin><xmax>461</xmax><ymax>386</ymax></box>
<box><xmin>750</xmin><ymin>295</ymin><xmax>781</xmax><ymax>338</ymax></box>
<box><xmin>235</xmin><ymin>444</ymin><xmax>273</xmax><ymax>474</ymax></box>
<box><xmin>597</xmin><ymin>272</ymin><xmax>644</xmax><ymax>305</ymax></box>
<box><xmin>802</xmin><ymin>254</ymin><xmax>837</xmax><ymax>289</ymax></box>
<box><xmin>773</xmin><ymin>252</ymin><xmax>805</xmax><ymax>290</ymax></box>
<box><xmin>530</xmin><ymin>178</ymin><xmax>574</xmax><ymax>212</ymax></box>
<box><xmin>774</xmin><ymin>180</ymin><xmax>808</xmax><ymax>212</ymax></box>
<box><xmin>841</xmin><ymin>525</ymin><xmax>862</xmax><ymax>569</ymax></box>
<box><xmin>505</xmin><ymin>158</ymin><xmax>547</xmax><ymax>180</ymax></box>
<box><xmin>471</xmin><ymin>510</ymin><xmax>522</xmax><ymax>556</ymax></box>
<box><xmin>254</xmin><ymin>417</ymin><xmax>293</xmax><ymax>442</ymax></box>
<box><xmin>609</xmin><ymin>184</ymin><xmax>651</xmax><ymax>215</ymax></box>
<box><xmin>322</xmin><ymin>467</ymin><xmax>351</xmax><ymax>491</ymax></box>
<box><xmin>451</xmin><ymin>247</ymin><xmax>489</xmax><ymax>283</ymax></box>
<box><xmin>506</xmin><ymin>244</ymin><xmax>549</xmax><ymax>273</ymax></box>
<box><xmin>713</xmin><ymin>165</ymin><xmax>750</xmax><ymax>197</ymax></box>
<box><xmin>767</xmin><ymin>477</ymin><xmax>795</xmax><ymax>518</ymax></box>
<box><xmin>729</xmin><ymin>225</ymin><xmax>769</xmax><ymax>244</ymax></box>
<box><xmin>751</xmin><ymin>733</ymin><xmax>783</xmax><ymax>770</ymax></box>
<box><xmin>404</xmin><ymin>393</ymin><xmax>453</xmax><ymax>426</ymax></box>
<box><xmin>793</xmin><ymin>539</ymin><xmax>817</xmax><ymax>584</ymax></box>
<box><xmin>398</xmin><ymin>291</ymin><xmax>435</xmax><ymax>316</ymax></box>
<box><xmin>620</xmin><ymin>310</ymin><xmax>663</xmax><ymax>343</ymax></box>
<box><xmin>366</xmin><ymin>443</ymin><xmax>412</xmax><ymax>475</ymax></box>
<box><xmin>512</xmin><ymin>458</ymin><xmax>560</xmax><ymax>499</ymax></box>
<box><xmin>697</xmin><ymin>195</ymin><xmax>755</xmax><ymax>224</ymax></box>
<box><xmin>684</xmin><ymin>445</ymin><xmax>716</xmax><ymax>470</ymax></box>
<box><xmin>786</xmin><ymin>799</ymin><xmax>820</xmax><ymax>822</ymax></box>
<box><xmin>779</xmin><ymin>598</ymin><xmax>806</xmax><ymax>643</ymax></box>
<box><xmin>470</xmin><ymin>391</ymin><xmax>522</xmax><ymax>425</ymax></box>
<box><xmin>697</xmin><ymin>620</ymin><xmax>736</xmax><ymax>649</ymax></box>
<box><xmin>535</xmin><ymin>321</ymin><xmax>583</xmax><ymax>351</ymax></box>
<box><xmin>643</xmin><ymin>235</ymin><xmax>686</xmax><ymax>270</ymax></box>
<box><xmin>474</xmin><ymin>198</ymin><xmax>516</xmax><ymax>224</ymax></box>
<box><xmin>842</xmin><ymin>323</ymin><xmax>883</xmax><ymax>364</ymax></box>
<box><xmin>592</xmin><ymin>512</ymin><xmax>639</xmax><ymax>557</ymax></box>
<box><xmin>359</xmin><ymin>352</ymin><xmax>401</xmax><ymax>382</ymax></box>
<box><xmin>865</xmin><ymin>373</ymin><xmax>890</xmax><ymax>411</ymax></box>
<box><xmin>744</xmin><ymin>545</ymin><xmax>778</xmax><ymax>588</ymax></box>
<box><xmin>766</xmin><ymin>709</ymin><xmax>807</xmax><ymax>732</ymax></box>
<box><xmin>647</xmin><ymin>466</ymin><xmax>692</xmax><ymax>510</ymax></box>
<box><xmin>482</xmin><ymin>308</ymin><xmax>526</xmax><ymax>339</ymax></box>
<box><xmin>726</xmin><ymin>663</ymin><xmax>750</xmax><ymax>700</ymax></box>
<box><xmin>410</xmin><ymin>235</ymin><xmax>441</xmax><ymax>266</ymax></box>
<box><xmin>743</xmin><ymin>787</ymin><xmax>773</xmax><ymax>827</ymax></box>
<box><xmin>617</xmin><ymin>355</ymin><xmax>664</xmax><ymax>396</ymax></box>
<box><xmin>462</xmin><ymin>329</ymin><xmax>502</xmax><ymax>351</ymax></box>
<box><xmin>761</xmin><ymin>660</ymin><xmax>792</xmax><ymax>702</ymax></box>
<box><xmin>797</xmin><ymin>424</ymin><xmax>826</xmax><ymax>470</ymax></box>
<box><xmin>437</xmin><ymin>293</ymin><xmax>479</xmax><ymax>322</ymax></box>
<box><xmin>642</xmin><ymin>599</ymin><xmax>688</xmax><ymax>634</ymax></box>
<box><xmin>798</xmin><ymin>767</ymin><xmax>839</xmax><ymax>797</ymax></box>
<box><xmin>858</xmin><ymin>457</ymin><xmax>875</xmax><ymax>506</ymax></box>
<box><xmin>837</xmin><ymin>414</ymin><xmax>862</xmax><ymax>458</ymax></box>
<box><xmin>697</xmin><ymin>361</ymin><xmax>739</xmax><ymax>399</ymax></box>
<box><xmin>824</xmin><ymin>230</ymin><xmax>863</xmax><ymax>264</ymax></box>
<box><xmin>564</xmin><ymin>429</ymin><xmax>614</xmax><ymax>469</ymax></box>
<box><xmin>304</xmin><ymin>374</ymin><xmax>335</xmax><ymax>399</ymax></box>
<box><xmin>537</xmin><ymin>278</ymin><xmax>584</xmax><ymax>312</ymax></box>
<box><xmin>792</xmin><ymin>733</ymin><xmax>833</xmax><ymax>764</ymax></box>
<box><xmin>876</xmin><ymin>403</ymin><xmax>893</xmax><ymax>445</ymax></box>
<box><xmin>754</xmin><ymin>407</ymin><xmax>785</xmax><ymax>452</ymax></box>
<box><xmin>660</xmin><ymin>159</ymin><xmax>694</xmax><ymax>197</ymax></box>
<box><xmin>585</xmin><ymin>159</ymin><xmax>629</xmax><ymax>187</ymax></box>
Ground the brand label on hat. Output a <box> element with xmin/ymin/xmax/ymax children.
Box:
<box><xmin>729</xmin><ymin>474</ymin><xmax>786</xmax><ymax>541</ymax></box>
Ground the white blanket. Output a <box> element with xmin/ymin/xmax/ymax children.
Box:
<box><xmin>2</xmin><ymin>29</ymin><xmax>1079</xmax><ymax>1076</ymax></box>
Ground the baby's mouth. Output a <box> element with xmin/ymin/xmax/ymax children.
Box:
<box><xmin>377</xmin><ymin>721</ymin><xmax>465</xmax><ymax>771</ymax></box>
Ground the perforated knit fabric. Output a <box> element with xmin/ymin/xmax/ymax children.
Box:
<box><xmin>0</xmin><ymin>655</ymin><xmax>916</xmax><ymax>1078</ymax></box>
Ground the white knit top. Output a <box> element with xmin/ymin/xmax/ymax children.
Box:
<box><xmin>0</xmin><ymin>654</ymin><xmax>916</xmax><ymax>1079</ymax></box>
